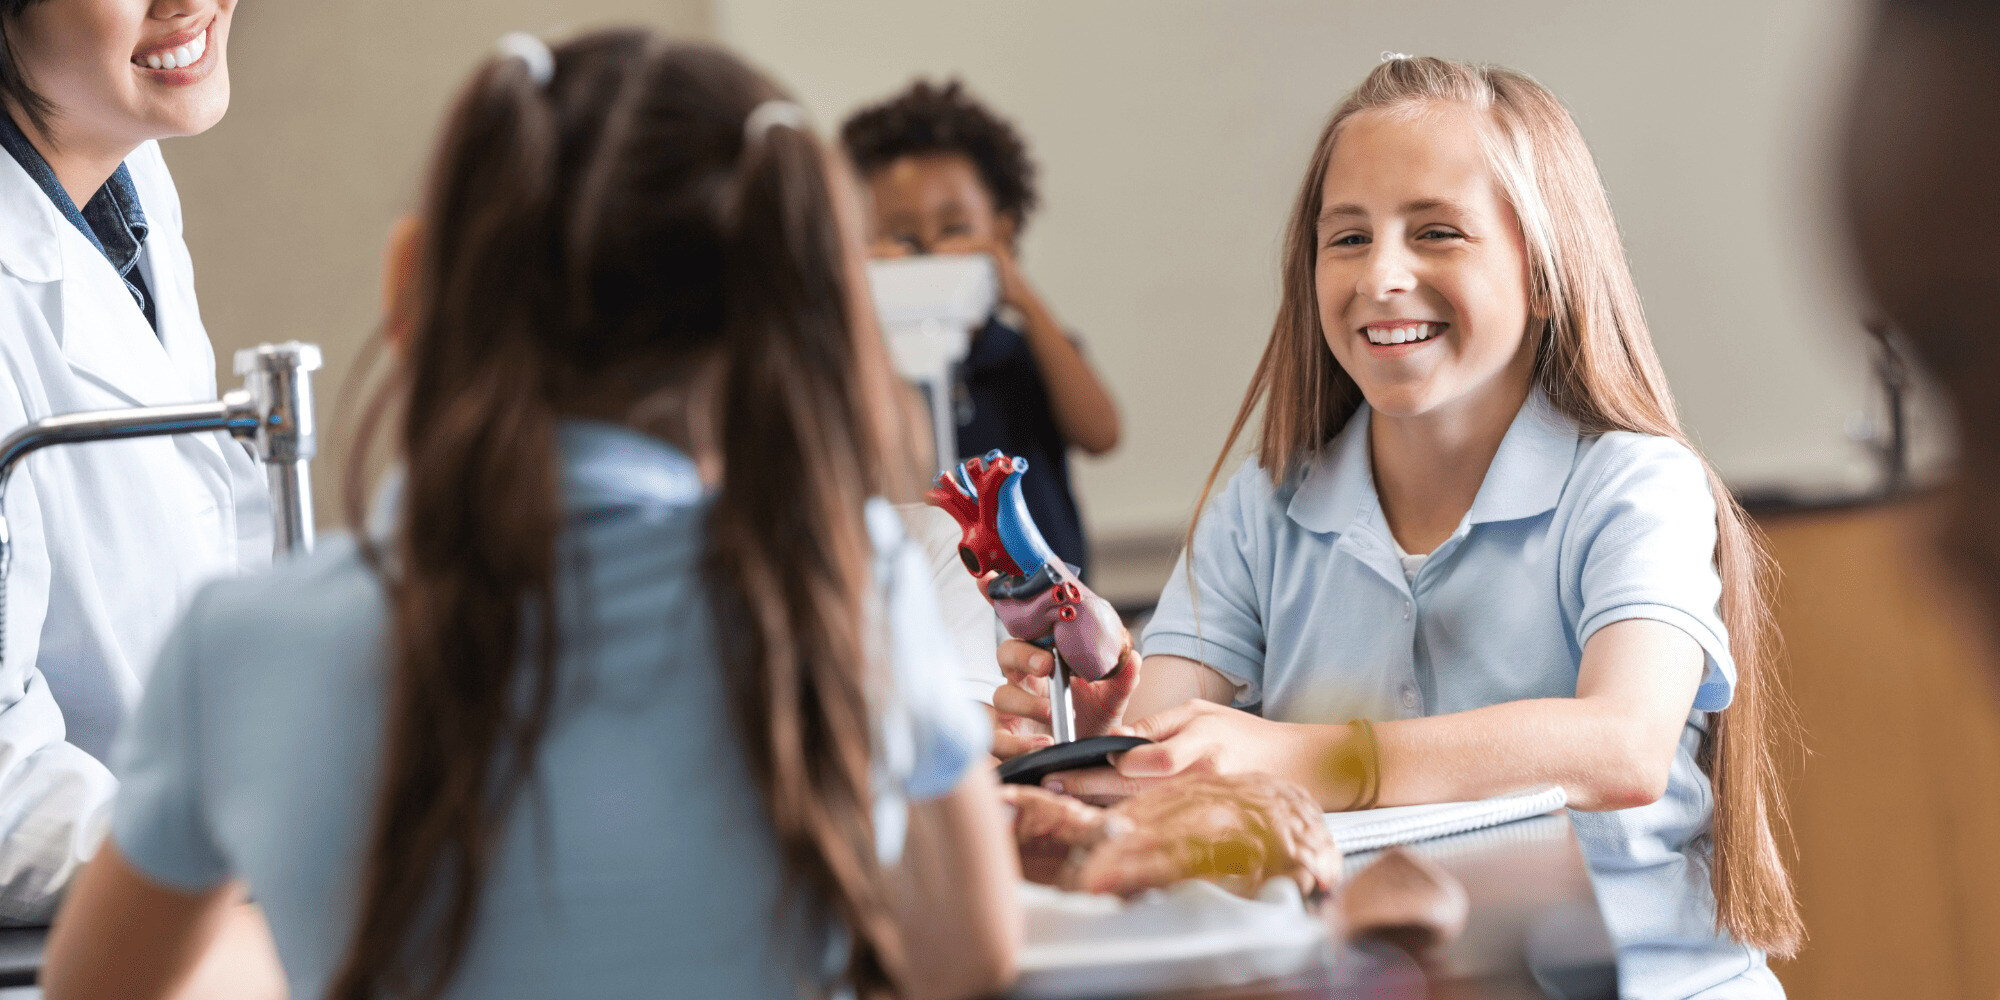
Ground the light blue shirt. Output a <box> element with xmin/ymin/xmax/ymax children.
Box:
<box><xmin>110</xmin><ymin>421</ymin><xmax>988</xmax><ymax>1000</ymax></box>
<box><xmin>1141</xmin><ymin>391</ymin><xmax>1781</xmax><ymax>1000</ymax></box>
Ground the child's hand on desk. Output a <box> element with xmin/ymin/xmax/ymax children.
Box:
<box><xmin>1042</xmin><ymin>700</ymin><xmax>1331</xmax><ymax>805</ymax></box>
<box><xmin>990</xmin><ymin>639</ymin><xmax>1141</xmax><ymax>760</ymax></box>
<box><xmin>1000</xmin><ymin>776</ymin><xmax>1341</xmax><ymax>902</ymax></box>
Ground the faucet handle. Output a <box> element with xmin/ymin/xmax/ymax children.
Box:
<box><xmin>231</xmin><ymin>341</ymin><xmax>322</xmax><ymax>463</ymax></box>
<box><xmin>234</xmin><ymin>341</ymin><xmax>323</xmax><ymax>378</ymax></box>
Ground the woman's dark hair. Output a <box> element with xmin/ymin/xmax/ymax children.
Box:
<box><xmin>840</xmin><ymin>78</ymin><xmax>1038</xmax><ymax>232</ymax></box>
<box><xmin>335</xmin><ymin>30</ymin><xmax>911</xmax><ymax>1000</ymax></box>
<box><xmin>0</xmin><ymin>0</ymin><xmax>55</xmax><ymax>136</ymax></box>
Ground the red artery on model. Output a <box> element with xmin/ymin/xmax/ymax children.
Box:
<box><xmin>927</xmin><ymin>451</ymin><xmax>1125</xmax><ymax>682</ymax></box>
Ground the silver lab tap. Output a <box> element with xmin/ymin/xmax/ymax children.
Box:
<box><xmin>0</xmin><ymin>341</ymin><xmax>322</xmax><ymax>669</ymax></box>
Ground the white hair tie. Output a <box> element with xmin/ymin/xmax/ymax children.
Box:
<box><xmin>497</xmin><ymin>32</ymin><xmax>555</xmax><ymax>87</ymax></box>
<box><xmin>1380</xmin><ymin>50</ymin><xmax>1414</xmax><ymax>62</ymax></box>
<box><xmin>744</xmin><ymin>100</ymin><xmax>809</xmax><ymax>145</ymax></box>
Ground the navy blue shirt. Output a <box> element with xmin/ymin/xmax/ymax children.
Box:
<box><xmin>953</xmin><ymin>314</ymin><xmax>1089</xmax><ymax>580</ymax></box>
<box><xmin>0</xmin><ymin>111</ymin><xmax>158</xmax><ymax>332</ymax></box>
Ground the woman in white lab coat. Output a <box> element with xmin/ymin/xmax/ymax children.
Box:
<box><xmin>0</xmin><ymin>0</ymin><xmax>267</xmax><ymax>924</ymax></box>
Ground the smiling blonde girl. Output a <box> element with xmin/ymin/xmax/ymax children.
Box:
<box><xmin>992</xmin><ymin>56</ymin><xmax>1802</xmax><ymax>998</ymax></box>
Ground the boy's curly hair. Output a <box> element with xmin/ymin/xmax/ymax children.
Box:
<box><xmin>840</xmin><ymin>79</ymin><xmax>1039</xmax><ymax>232</ymax></box>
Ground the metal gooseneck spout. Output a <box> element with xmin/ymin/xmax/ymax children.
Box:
<box><xmin>0</xmin><ymin>341</ymin><xmax>322</xmax><ymax>670</ymax></box>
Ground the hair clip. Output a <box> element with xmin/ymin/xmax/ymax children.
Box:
<box><xmin>497</xmin><ymin>32</ymin><xmax>555</xmax><ymax>87</ymax></box>
<box><xmin>1380</xmin><ymin>51</ymin><xmax>1414</xmax><ymax>62</ymax></box>
<box><xmin>744</xmin><ymin>100</ymin><xmax>809</xmax><ymax>145</ymax></box>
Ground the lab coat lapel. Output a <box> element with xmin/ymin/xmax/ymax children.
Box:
<box><xmin>140</xmin><ymin>233</ymin><xmax>233</xmax><ymax>472</ymax></box>
<box><xmin>0</xmin><ymin>155</ymin><xmax>60</xmax><ymax>284</ymax></box>
<box><xmin>47</xmin><ymin>181</ymin><xmax>234</xmax><ymax>480</ymax></box>
<box><xmin>54</xmin><ymin>227</ymin><xmax>189</xmax><ymax>408</ymax></box>
<box><xmin>144</xmin><ymin>231</ymin><xmax>222</xmax><ymax>400</ymax></box>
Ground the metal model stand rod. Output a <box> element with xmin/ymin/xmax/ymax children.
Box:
<box><xmin>1047</xmin><ymin>649</ymin><xmax>1077</xmax><ymax>745</ymax></box>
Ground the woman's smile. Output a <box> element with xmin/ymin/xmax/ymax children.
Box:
<box><xmin>129</xmin><ymin>17</ymin><xmax>214</xmax><ymax>84</ymax></box>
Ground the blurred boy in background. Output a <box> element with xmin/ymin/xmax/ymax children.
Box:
<box><xmin>844</xmin><ymin>80</ymin><xmax>1120</xmax><ymax>580</ymax></box>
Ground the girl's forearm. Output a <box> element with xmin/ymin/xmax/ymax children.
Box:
<box><xmin>1010</xmin><ymin>288</ymin><xmax>1121</xmax><ymax>455</ymax></box>
<box><xmin>1127</xmin><ymin>654</ymin><xmax>1238</xmax><ymax>725</ymax></box>
<box><xmin>889</xmin><ymin>769</ymin><xmax>1022</xmax><ymax>1000</ymax></box>
<box><xmin>1305</xmin><ymin>698</ymin><xmax>1676</xmax><ymax>812</ymax></box>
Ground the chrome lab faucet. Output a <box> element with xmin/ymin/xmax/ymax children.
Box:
<box><xmin>0</xmin><ymin>341</ymin><xmax>322</xmax><ymax>668</ymax></box>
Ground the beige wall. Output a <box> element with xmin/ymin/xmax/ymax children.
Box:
<box><xmin>719</xmin><ymin>0</ymin><xmax>1888</xmax><ymax>542</ymax></box>
<box><xmin>164</xmin><ymin>1</ymin><xmax>713</xmax><ymax>524</ymax></box>
<box><xmin>166</xmin><ymin>3</ymin><xmax>1898</xmax><ymax>541</ymax></box>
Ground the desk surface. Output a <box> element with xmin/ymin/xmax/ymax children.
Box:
<box><xmin>0</xmin><ymin>814</ymin><xmax>1617</xmax><ymax>998</ymax></box>
<box><xmin>1068</xmin><ymin>809</ymin><xmax>1618</xmax><ymax>1000</ymax></box>
<box><xmin>0</xmin><ymin>927</ymin><xmax>42</xmax><ymax>990</ymax></box>
<box><xmin>1349</xmin><ymin>811</ymin><xmax>1618</xmax><ymax>999</ymax></box>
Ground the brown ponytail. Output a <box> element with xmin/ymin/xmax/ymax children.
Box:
<box><xmin>333</xmin><ymin>32</ymin><xmax>910</xmax><ymax>999</ymax></box>
<box><xmin>704</xmin><ymin>75</ymin><xmax>908</xmax><ymax>1000</ymax></box>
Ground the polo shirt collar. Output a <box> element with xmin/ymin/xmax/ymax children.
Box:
<box><xmin>1464</xmin><ymin>388</ymin><xmax>1582</xmax><ymax>525</ymax></box>
<box><xmin>1286</xmin><ymin>387</ymin><xmax>1581</xmax><ymax>536</ymax></box>
<box><xmin>557</xmin><ymin>420</ymin><xmax>707</xmax><ymax>513</ymax></box>
<box><xmin>367</xmin><ymin>421</ymin><xmax>709</xmax><ymax>542</ymax></box>
<box><xmin>1287</xmin><ymin>404</ymin><xmax>1376</xmax><ymax>535</ymax></box>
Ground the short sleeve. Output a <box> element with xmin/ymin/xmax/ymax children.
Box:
<box><xmin>109</xmin><ymin>589</ymin><xmax>231</xmax><ymax>893</ymax></box>
<box><xmin>1570</xmin><ymin>437</ymin><xmax>1736</xmax><ymax>711</ymax></box>
<box><xmin>865</xmin><ymin>502</ymin><xmax>991</xmax><ymax>862</ymax></box>
<box><xmin>1139</xmin><ymin>463</ymin><xmax>1270</xmax><ymax>707</ymax></box>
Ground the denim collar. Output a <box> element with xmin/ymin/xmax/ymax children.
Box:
<box><xmin>0</xmin><ymin>109</ymin><xmax>152</xmax><ymax>318</ymax></box>
<box><xmin>1287</xmin><ymin>387</ymin><xmax>1582</xmax><ymax>535</ymax></box>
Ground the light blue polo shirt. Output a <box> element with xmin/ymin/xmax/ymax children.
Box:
<box><xmin>109</xmin><ymin>421</ymin><xmax>988</xmax><ymax>1000</ymax></box>
<box><xmin>1142</xmin><ymin>390</ymin><xmax>1781</xmax><ymax>1000</ymax></box>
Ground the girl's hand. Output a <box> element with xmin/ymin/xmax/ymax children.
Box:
<box><xmin>1001</xmin><ymin>783</ymin><xmax>1112</xmax><ymax>846</ymax></box>
<box><xmin>998</xmin><ymin>783</ymin><xmax>1116</xmax><ymax>887</ymax></box>
<box><xmin>1078</xmin><ymin>773</ymin><xmax>1342</xmax><ymax>902</ymax></box>
<box><xmin>990</xmin><ymin>640</ymin><xmax>1141</xmax><ymax>759</ymax></box>
<box><xmin>1002</xmin><ymin>774</ymin><xmax>1341</xmax><ymax>902</ymax></box>
<box><xmin>1044</xmin><ymin>700</ymin><xmax>1329</xmax><ymax>803</ymax></box>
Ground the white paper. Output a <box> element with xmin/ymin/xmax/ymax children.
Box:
<box><xmin>1324</xmin><ymin>784</ymin><xmax>1568</xmax><ymax>854</ymax></box>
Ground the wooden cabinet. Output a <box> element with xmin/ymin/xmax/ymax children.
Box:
<box><xmin>1762</xmin><ymin>504</ymin><xmax>2000</xmax><ymax>998</ymax></box>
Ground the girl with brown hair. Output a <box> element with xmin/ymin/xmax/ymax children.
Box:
<box><xmin>40</xmin><ymin>29</ymin><xmax>1020</xmax><ymax>1000</ymax></box>
<box><xmin>993</xmin><ymin>55</ymin><xmax>1803</xmax><ymax>997</ymax></box>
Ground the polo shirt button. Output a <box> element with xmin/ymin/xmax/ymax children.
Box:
<box><xmin>1399</xmin><ymin>684</ymin><xmax>1419</xmax><ymax>710</ymax></box>
<box><xmin>1402</xmin><ymin>600</ymin><xmax>1412</xmax><ymax>621</ymax></box>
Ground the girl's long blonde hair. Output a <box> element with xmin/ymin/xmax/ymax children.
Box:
<box><xmin>1196</xmin><ymin>56</ymin><xmax>1802</xmax><ymax>955</ymax></box>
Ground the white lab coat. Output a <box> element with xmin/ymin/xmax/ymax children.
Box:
<box><xmin>0</xmin><ymin>141</ymin><xmax>269</xmax><ymax>921</ymax></box>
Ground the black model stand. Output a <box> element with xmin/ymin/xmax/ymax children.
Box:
<box><xmin>995</xmin><ymin>646</ymin><xmax>1149</xmax><ymax>785</ymax></box>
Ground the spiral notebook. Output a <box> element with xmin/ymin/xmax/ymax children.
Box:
<box><xmin>1323</xmin><ymin>784</ymin><xmax>1568</xmax><ymax>853</ymax></box>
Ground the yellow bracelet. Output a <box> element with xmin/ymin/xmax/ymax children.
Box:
<box><xmin>1348</xmin><ymin>718</ymin><xmax>1381</xmax><ymax>812</ymax></box>
<box><xmin>1326</xmin><ymin>718</ymin><xmax>1382</xmax><ymax>811</ymax></box>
